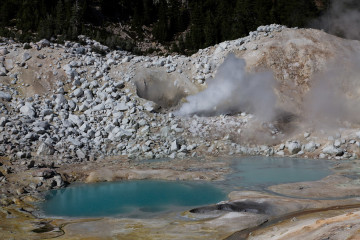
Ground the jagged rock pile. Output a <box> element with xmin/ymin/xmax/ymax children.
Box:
<box><xmin>1</xmin><ymin>24</ymin><xmax>360</xmax><ymax>172</ymax></box>
<box><xmin>0</xmin><ymin>38</ymin><xmax>202</xmax><ymax>167</ymax></box>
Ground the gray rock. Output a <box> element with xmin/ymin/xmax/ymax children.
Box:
<box><xmin>33</xmin><ymin>127</ymin><xmax>46</xmax><ymax>134</ymax></box>
<box><xmin>62</xmin><ymin>119</ymin><xmax>73</xmax><ymax>128</ymax></box>
<box><xmin>68</xmin><ymin>100</ymin><xmax>76</xmax><ymax>110</ymax></box>
<box><xmin>286</xmin><ymin>141</ymin><xmax>302</xmax><ymax>154</ymax></box>
<box><xmin>56</xmin><ymin>87</ymin><xmax>64</xmax><ymax>94</ymax></box>
<box><xmin>79</xmin><ymin>123</ymin><xmax>90</xmax><ymax>132</ymax></box>
<box><xmin>73</xmin><ymin>79</ymin><xmax>81</xmax><ymax>86</ymax></box>
<box><xmin>356</xmin><ymin>131</ymin><xmax>360</xmax><ymax>139</ymax></box>
<box><xmin>0</xmin><ymin>91</ymin><xmax>11</xmax><ymax>101</ymax></box>
<box><xmin>160</xmin><ymin>126</ymin><xmax>170</xmax><ymax>138</ymax></box>
<box><xmin>4</xmin><ymin>59</ymin><xmax>14</xmax><ymax>71</ymax></box>
<box><xmin>115</xmin><ymin>129</ymin><xmax>133</xmax><ymax>140</ymax></box>
<box><xmin>36</xmin><ymin>169</ymin><xmax>55</xmax><ymax>179</ymax></box>
<box><xmin>23</xmin><ymin>52</ymin><xmax>32</xmax><ymax>62</ymax></box>
<box><xmin>55</xmin><ymin>94</ymin><xmax>67</xmax><ymax>105</ymax></box>
<box><xmin>95</xmin><ymin>71</ymin><xmax>103</xmax><ymax>79</ymax></box>
<box><xmin>114</xmin><ymin>81</ymin><xmax>125</xmax><ymax>89</ymax></box>
<box><xmin>20</xmin><ymin>104</ymin><xmax>36</xmax><ymax>118</ymax></box>
<box><xmin>322</xmin><ymin>145</ymin><xmax>343</xmax><ymax>156</ymax></box>
<box><xmin>93</xmin><ymin>103</ymin><xmax>105</xmax><ymax>111</ymax></box>
<box><xmin>67</xmin><ymin>137</ymin><xmax>82</xmax><ymax>147</ymax></box>
<box><xmin>170</xmin><ymin>140</ymin><xmax>180</xmax><ymax>152</ymax></box>
<box><xmin>179</xmin><ymin>145</ymin><xmax>188</xmax><ymax>153</ymax></box>
<box><xmin>41</xmin><ymin>109</ymin><xmax>53</xmax><ymax>116</ymax></box>
<box><xmin>84</xmin><ymin>90</ymin><xmax>93</xmax><ymax>100</ymax></box>
<box><xmin>276</xmin><ymin>150</ymin><xmax>285</xmax><ymax>156</ymax></box>
<box><xmin>73</xmin><ymin>88</ymin><xmax>84</xmax><ymax>98</ymax></box>
<box><xmin>0</xmin><ymin>117</ymin><xmax>7</xmax><ymax>127</ymax></box>
<box><xmin>138</xmin><ymin>119</ymin><xmax>147</xmax><ymax>126</ymax></box>
<box><xmin>0</xmin><ymin>48</ymin><xmax>9</xmax><ymax>56</ymax></box>
<box><xmin>334</xmin><ymin>139</ymin><xmax>341</xmax><ymax>148</ymax></box>
<box><xmin>75</xmin><ymin>47</ymin><xmax>85</xmax><ymax>55</ymax></box>
<box><xmin>115</xmin><ymin>102</ymin><xmax>128</xmax><ymax>111</ymax></box>
<box><xmin>186</xmin><ymin>144</ymin><xmax>197</xmax><ymax>151</ymax></box>
<box><xmin>63</xmin><ymin>64</ymin><xmax>78</xmax><ymax>78</ymax></box>
<box><xmin>0</xmin><ymin>69</ymin><xmax>6</xmax><ymax>76</ymax></box>
<box><xmin>87</xmin><ymin>130</ymin><xmax>95</xmax><ymax>138</ymax></box>
<box><xmin>141</xmin><ymin>144</ymin><xmax>151</xmax><ymax>152</ymax></box>
<box><xmin>122</xmin><ymin>56</ymin><xmax>131</xmax><ymax>63</ymax></box>
<box><xmin>140</xmin><ymin>125</ymin><xmax>150</xmax><ymax>134</ymax></box>
<box><xmin>24</xmin><ymin>132</ymin><xmax>39</xmax><ymax>141</ymax></box>
<box><xmin>68</xmin><ymin>114</ymin><xmax>83</xmax><ymax>127</ymax></box>
<box><xmin>27</xmin><ymin>160</ymin><xmax>35</xmax><ymax>169</ymax></box>
<box><xmin>76</xmin><ymin>149</ymin><xmax>86</xmax><ymax>159</ymax></box>
<box><xmin>16</xmin><ymin>152</ymin><xmax>27</xmax><ymax>159</ymax></box>
<box><xmin>37</xmin><ymin>142</ymin><xmax>55</xmax><ymax>155</ymax></box>
<box><xmin>304</xmin><ymin>141</ymin><xmax>316</xmax><ymax>152</ymax></box>
<box><xmin>54</xmin><ymin>175</ymin><xmax>65</xmax><ymax>187</ymax></box>
<box><xmin>143</xmin><ymin>101</ymin><xmax>159</xmax><ymax>112</ymax></box>
<box><xmin>85</xmin><ymin>56</ymin><xmax>95</xmax><ymax>65</ymax></box>
<box><xmin>144</xmin><ymin>151</ymin><xmax>154</xmax><ymax>159</ymax></box>
<box><xmin>33</xmin><ymin>121</ymin><xmax>50</xmax><ymax>130</ymax></box>
<box><xmin>39</xmin><ymin>39</ymin><xmax>50</xmax><ymax>47</ymax></box>
<box><xmin>79</xmin><ymin>103</ymin><xmax>89</xmax><ymax>112</ymax></box>
<box><xmin>106</xmin><ymin>58</ymin><xmax>115</xmax><ymax>65</ymax></box>
<box><xmin>174</xmin><ymin>127</ymin><xmax>184</xmax><ymax>133</ymax></box>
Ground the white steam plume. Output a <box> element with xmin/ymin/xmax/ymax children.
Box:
<box><xmin>174</xmin><ymin>54</ymin><xmax>277</xmax><ymax>121</ymax></box>
<box><xmin>312</xmin><ymin>0</ymin><xmax>360</xmax><ymax>40</ymax></box>
<box><xmin>304</xmin><ymin>53</ymin><xmax>360</xmax><ymax>126</ymax></box>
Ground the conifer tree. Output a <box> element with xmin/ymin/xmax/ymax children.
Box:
<box><xmin>55</xmin><ymin>0</ymin><xmax>65</xmax><ymax>35</ymax></box>
<box><xmin>153</xmin><ymin>0</ymin><xmax>169</xmax><ymax>42</ymax></box>
<box><xmin>204</xmin><ymin>11</ymin><xmax>216</xmax><ymax>46</ymax></box>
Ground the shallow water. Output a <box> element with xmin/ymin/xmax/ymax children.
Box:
<box><xmin>226</xmin><ymin>156</ymin><xmax>332</xmax><ymax>189</ymax></box>
<box><xmin>41</xmin><ymin>180</ymin><xmax>226</xmax><ymax>218</ymax></box>
<box><xmin>41</xmin><ymin>157</ymin><xmax>332</xmax><ymax>218</ymax></box>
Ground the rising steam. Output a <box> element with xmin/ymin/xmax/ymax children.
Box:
<box><xmin>312</xmin><ymin>0</ymin><xmax>360</xmax><ymax>40</ymax></box>
<box><xmin>175</xmin><ymin>54</ymin><xmax>277</xmax><ymax>121</ymax></box>
<box><xmin>304</xmin><ymin>53</ymin><xmax>360</xmax><ymax>125</ymax></box>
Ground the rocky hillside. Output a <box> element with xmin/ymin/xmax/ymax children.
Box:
<box><xmin>1</xmin><ymin>24</ymin><xmax>360</xmax><ymax>185</ymax></box>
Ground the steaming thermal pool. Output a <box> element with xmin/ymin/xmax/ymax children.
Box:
<box><xmin>40</xmin><ymin>157</ymin><xmax>332</xmax><ymax>218</ymax></box>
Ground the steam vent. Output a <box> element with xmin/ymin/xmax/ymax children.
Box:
<box><xmin>2</xmin><ymin>0</ymin><xmax>360</xmax><ymax>239</ymax></box>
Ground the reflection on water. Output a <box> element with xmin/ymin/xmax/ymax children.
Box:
<box><xmin>41</xmin><ymin>180</ymin><xmax>226</xmax><ymax>218</ymax></box>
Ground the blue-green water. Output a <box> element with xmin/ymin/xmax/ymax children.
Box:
<box><xmin>227</xmin><ymin>157</ymin><xmax>332</xmax><ymax>189</ymax></box>
<box><xmin>41</xmin><ymin>157</ymin><xmax>332</xmax><ymax>218</ymax></box>
<box><xmin>41</xmin><ymin>180</ymin><xmax>226</xmax><ymax>218</ymax></box>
